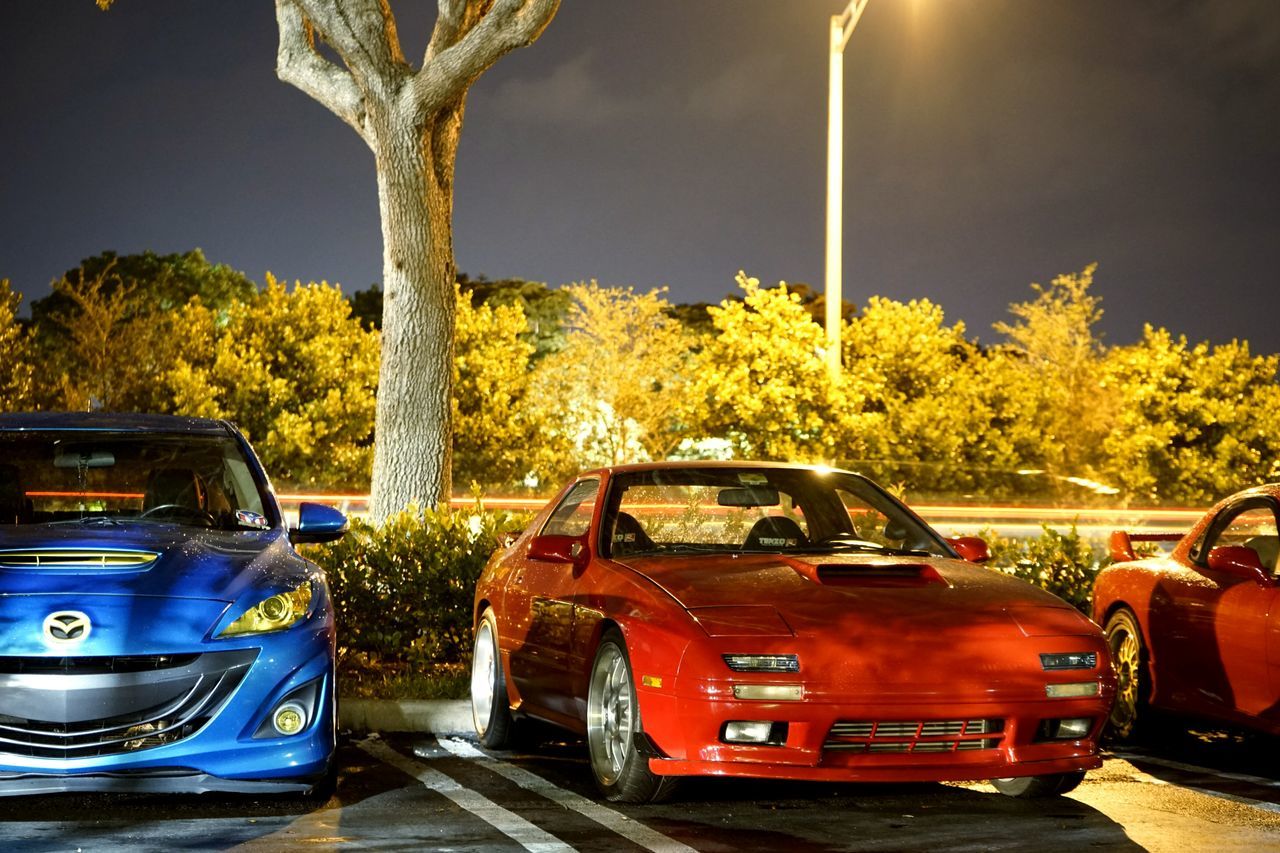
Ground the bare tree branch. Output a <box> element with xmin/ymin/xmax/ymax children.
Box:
<box><xmin>293</xmin><ymin>0</ymin><xmax>409</xmax><ymax>94</ymax></box>
<box><xmin>412</xmin><ymin>0</ymin><xmax>559</xmax><ymax>115</ymax></box>
<box><xmin>424</xmin><ymin>0</ymin><xmax>488</xmax><ymax>65</ymax></box>
<box><xmin>275</xmin><ymin>0</ymin><xmax>370</xmax><ymax>140</ymax></box>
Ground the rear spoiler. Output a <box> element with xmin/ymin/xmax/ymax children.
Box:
<box><xmin>1108</xmin><ymin>530</ymin><xmax>1183</xmax><ymax>563</ymax></box>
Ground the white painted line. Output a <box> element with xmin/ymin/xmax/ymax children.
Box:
<box><xmin>434</xmin><ymin>736</ymin><xmax>697</xmax><ymax>853</ymax></box>
<box><xmin>359</xmin><ymin>738</ymin><xmax>573</xmax><ymax>853</ymax></box>
<box><xmin>1180</xmin><ymin>785</ymin><xmax>1280</xmax><ymax>814</ymax></box>
<box><xmin>1110</xmin><ymin>751</ymin><xmax>1280</xmax><ymax>789</ymax></box>
<box><xmin>1110</xmin><ymin>752</ymin><xmax>1280</xmax><ymax>815</ymax></box>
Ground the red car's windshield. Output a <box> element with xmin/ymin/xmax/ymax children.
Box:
<box><xmin>602</xmin><ymin>468</ymin><xmax>950</xmax><ymax>559</ymax></box>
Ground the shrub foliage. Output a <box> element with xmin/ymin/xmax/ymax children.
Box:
<box><xmin>309</xmin><ymin>505</ymin><xmax>529</xmax><ymax>669</ymax></box>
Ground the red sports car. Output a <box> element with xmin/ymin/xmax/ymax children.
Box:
<box><xmin>1094</xmin><ymin>484</ymin><xmax>1280</xmax><ymax>739</ymax></box>
<box><xmin>470</xmin><ymin>462</ymin><xmax>1114</xmax><ymax>802</ymax></box>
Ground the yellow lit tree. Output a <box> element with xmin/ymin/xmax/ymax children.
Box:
<box><xmin>1101</xmin><ymin>325</ymin><xmax>1280</xmax><ymax>502</ymax></box>
<box><xmin>452</xmin><ymin>285</ymin><xmax>562</xmax><ymax>489</ymax></box>
<box><xmin>169</xmin><ymin>275</ymin><xmax>379</xmax><ymax>489</ymax></box>
<box><xmin>993</xmin><ymin>264</ymin><xmax>1116</xmax><ymax>480</ymax></box>
<box><xmin>0</xmin><ymin>280</ymin><xmax>34</xmax><ymax>411</ymax></box>
<box><xmin>530</xmin><ymin>282</ymin><xmax>696</xmax><ymax>473</ymax></box>
<box><xmin>690</xmin><ymin>272</ymin><xmax>844</xmax><ymax>461</ymax></box>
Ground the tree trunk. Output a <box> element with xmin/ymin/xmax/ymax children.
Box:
<box><xmin>368</xmin><ymin>109</ymin><xmax>460</xmax><ymax>520</ymax></box>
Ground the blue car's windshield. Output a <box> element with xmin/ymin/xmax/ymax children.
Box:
<box><xmin>0</xmin><ymin>431</ymin><xmax>274</xmax><ymax>530</ymax></box>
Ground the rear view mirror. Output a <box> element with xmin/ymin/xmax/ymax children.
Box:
<box><xmin>718</xmin><ymin>487</ymin><xmax>780</xmax><ymax>508</ymax></box>
<box><xmin>54</xmin><ymin>449</ymin><xmax>115</xmax><ymax>468</ymax></box>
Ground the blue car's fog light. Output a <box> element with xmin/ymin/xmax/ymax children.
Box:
<box><xmin>273</xmin><ymin>702</ymin><xmax>308</xmax><ymax>736</ymax></box>
<box><xmin>255</xmin><ymin>677</ymin><xmax>322</xmax><ymax>739</ymax></box>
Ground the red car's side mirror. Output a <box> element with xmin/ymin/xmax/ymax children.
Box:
<box><xmin>947</xmin><ymin>536</ymin><xmax>991</xmax><ymax>564</ymax></box>
<box><xmin>1207</xmin><ymin>545</ymin><xmax>1271</xmax><ymax>584</ymax></box>
<box><xmin>528</xmin><ymin>534</ymin><xmax>588</xmax><ymax>567</ymax></box>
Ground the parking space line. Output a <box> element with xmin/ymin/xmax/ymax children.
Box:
<box><xmin>433</xmin><ymin>737</ymin><xmax>697</xmax><ymax>853</ymax></box>
<box><xmin>1110</xmin><ymin>751</ymin><xmax>1280</xmax><ymax>789</ymax></box>
<box><xmin>359</xmin><ymin>738</ymin><xmax>573</xmax><ymax>853</ymax></box>
<box><xmin>1110</xmin><ymin>752</ymin><xmax>1280</xmax><ymax>815</ymax></box>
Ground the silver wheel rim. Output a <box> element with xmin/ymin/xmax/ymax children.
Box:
<box><xmin>1109</xmin><ymin>620</ymin><xmax>1140</xmax><ymax>731</ymax></box>
<box><xmin>587</xmin><ymin>642</ymin><xmax>633</xmax><ymax>786</ymax></box>
<box><xmin>471</xmin><ymin>620</ymin><xmax>497</xmax><ymax>735</ymax></box>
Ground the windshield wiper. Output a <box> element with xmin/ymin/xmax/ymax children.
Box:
<box><xmin>45</xmin><ymin>516</ymin><xmax>129</xmax><ymax>527</ymax></box>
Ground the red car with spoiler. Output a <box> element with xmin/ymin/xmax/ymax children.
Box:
<box><xmin>1094</xmin><ymin>484</ymin><xmax>1280</xmax><ymax>739</ymax></box>
<box><xmin>469</xmin><ymin>462</ymin><xmax>1114</xmax><ymax>802</ymax></box>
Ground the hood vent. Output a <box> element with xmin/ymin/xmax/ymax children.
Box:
<box><xmin>814</xmin><ymin>563</ymin><xmax>946</xmax><ymax>588</ymax></box>
<box><xmin>0</xmin><ymin>549</ymin><xmax>160</xmax><ymax>571</ymax></box>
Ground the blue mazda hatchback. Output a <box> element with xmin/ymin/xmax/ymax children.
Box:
<box><xmin>0</xmin><ymin>413</ymin><xmax>346</xmax><ymax>796</ymax></box>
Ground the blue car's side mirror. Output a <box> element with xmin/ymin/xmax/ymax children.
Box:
<box><xmin>290</xmin><ymin>502</ymin><xmax>348</xmax><ymax>544</ymax></box>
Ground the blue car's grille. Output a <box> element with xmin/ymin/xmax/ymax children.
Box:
<box><xmin>0</xmin><ymin>649</ymin><xmax>257</xmax><ymax>759</ymax></box>
<box><xmin>0</xmin><ymin>655</ymin><xmax>199</xmax><ymax>675</ymax></box>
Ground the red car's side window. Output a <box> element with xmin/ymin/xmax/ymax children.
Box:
<box><xmin>1192</xmin><ymin>499</ymin><xmax>1274</xmax><ymax>571</ymax></box>
<box><xmin>541</xmin><ymin>479</ymin><xmax>599</xmax><ymax>538</ymax></box>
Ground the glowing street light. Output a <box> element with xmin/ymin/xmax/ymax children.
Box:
<box><xmin>825</xmin><ymin>0</ymin><xmax>871</xmax><ymax>381</ymax></box>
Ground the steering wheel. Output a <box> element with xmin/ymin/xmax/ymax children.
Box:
<box><xmin>140</xmin><ymin>504</ymin><xmax>217</xmax><ymax>526</ymax></box>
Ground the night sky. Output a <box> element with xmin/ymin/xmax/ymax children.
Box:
<box><xmin>2</xmin><ymin>1</ymin><xmax>1278</xmax><ymax>353</ymax></box>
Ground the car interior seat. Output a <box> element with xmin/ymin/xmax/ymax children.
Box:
<box><xmin>143</xmin><ymin>468</ymin><xmax>206</xmax><ymax>513</ymax></box>
<box><xmin>1243</xmin><ymin>534</ymin><xmax>1280</xmax><ymax>573</ymax></box>
<box><xmin>743</xmin><ymin>515</ymin><xmax>808</xmax><ymax>550</ymax></box>
<box><xmin>611</xmin><ymin>511</ymin><xmax>656</xmax><ymax>556</ymax></box>
<box><xmin>0</xmin><ymin>463</ymin><xmax>27</xmax><ymax>525</ymax></box>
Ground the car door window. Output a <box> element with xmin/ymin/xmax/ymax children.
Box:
<box><xmin>542</xmin><ymin>479</ymin><xmax>599</xmax><ymax>537</ymax></box>
<box><xmin>1201</xmin><ymin>504</ymin><xmax>1280</xmax><ymax>574</ymax></box>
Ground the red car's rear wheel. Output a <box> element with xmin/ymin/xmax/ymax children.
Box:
<box><xmin>1105</xmin><ymin>607</ymin><xmax>1150</xmax><ymax>740</ymax></box>
<box><xmin>471</xmin><ymin>608</ymin><xmax>515</xmax><ymax>748</ymax></box>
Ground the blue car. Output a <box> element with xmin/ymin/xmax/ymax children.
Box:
<box><xmin>0</xmin><ymin>413</ymin><xmax>346</xmax><ymax>796</ymax></box>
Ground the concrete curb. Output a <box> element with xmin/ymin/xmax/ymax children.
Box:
<box><xmin>340</xmin><ymin>699</ymin><xmax>472</xmax><ymax>734</ymax></box>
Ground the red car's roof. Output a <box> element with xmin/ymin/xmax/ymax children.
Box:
<box><xmin>574</xmin><ymin>460</ymin><xmax>857</xmax><ymax>478</ymax></box>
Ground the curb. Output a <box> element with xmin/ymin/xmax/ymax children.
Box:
<box><xmin>340</xmin><ymin>699</ymin><xmax>472</xmax><ymax>734</ymax></box>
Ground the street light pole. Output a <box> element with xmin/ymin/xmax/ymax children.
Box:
<box><xmin>825</xmin><ymin>0</ymin><xmax>870</xmax><ymax>382</ymax></box>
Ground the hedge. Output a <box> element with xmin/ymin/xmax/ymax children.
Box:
<box><xmin>307</xmin><ymin>504</ymin><xmax>529</xmax><ymax>670</ymax></box>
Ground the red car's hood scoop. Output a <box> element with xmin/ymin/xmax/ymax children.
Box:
<box><xmin>803</xmin><ymin>560</ymin><xmax>946</xmax><ymax>587</ymax></box>
<box><xmin>616</xmin><ymin>552</ymin><xmax>1067</xmax><ymax>621</ymax></box>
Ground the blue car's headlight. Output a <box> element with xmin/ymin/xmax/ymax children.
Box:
<box><xmin>219</xmin><ymin>581</ymin><xmax>313</xmax><ymax>637</ymax></box>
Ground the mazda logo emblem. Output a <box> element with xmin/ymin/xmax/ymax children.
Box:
<box><xmin>43</xmin><ymin>611</ymin><xmax>91</xmax><ymax>643</ymax></box>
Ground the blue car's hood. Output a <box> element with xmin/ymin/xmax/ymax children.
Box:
<box><xmin>0</xmin><ymin>525</ymin><xmax>296</xmax><ymax>600</ymax></box>
<box><xmin>0</xmin><ymin>525</ymin><xmax>314</xmax><ymax>655</ymax></box>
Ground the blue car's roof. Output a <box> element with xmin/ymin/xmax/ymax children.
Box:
<box><xmin>0</xmin><ymin>412</ymin><xmax>232</xmax><ymax>435</ymax></box>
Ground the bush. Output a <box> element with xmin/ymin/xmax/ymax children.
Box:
<box><xmin>308</xmin><ymin>504</ymin><xmax>530</xmax><ymax>672</ymax></box>
<box><xmin>982</xmin><ymin>524</ymin><xmax>1105</xmax><ymax>612</ymax></box>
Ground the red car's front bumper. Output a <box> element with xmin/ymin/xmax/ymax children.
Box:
<box><xmin>638</xmin><ymin>683</ymin><xmax>1112</xmax><ymax>783</ymax></box>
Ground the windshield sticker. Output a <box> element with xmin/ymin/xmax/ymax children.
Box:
<box><xmin>236</xmin><ymin>510</ymin><xmax>269</xmax><ymax>529</ymax></box>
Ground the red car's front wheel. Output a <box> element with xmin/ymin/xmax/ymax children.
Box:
<box><xmin>586</xmin><ymin>630</ymin><xmax>678</xmax><ymax>803</ymax></box>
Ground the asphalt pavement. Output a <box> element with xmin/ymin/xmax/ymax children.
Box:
<box><xmin>4</xmin><ymin>720</ymin><xmax>1279</xmax><ymax>852</ymax></box>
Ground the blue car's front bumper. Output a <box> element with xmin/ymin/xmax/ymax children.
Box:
<box><xmin>0</xmin><ymin>600</ymin><xmax>336</xmax><ymax>796</ymax></box>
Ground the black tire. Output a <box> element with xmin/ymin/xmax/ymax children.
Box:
<box><xmin>991</xmin><ymin>770</ymin><xmax>1085</xmax><ymax>798</ymax></box>
<box><xmin>586</xmin><ymin>629</ymin><xmax>679</xmax><ymax>803</ymax></box>
<box><xmin>1105</xmin><ymin>607</ymin><xmax>1151</xmax><ymax>741</ymax></box>
<box><xmin>471</xmin><ymin>608</ymin><xmax>516</xmax><ymax>748</ymax></box>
